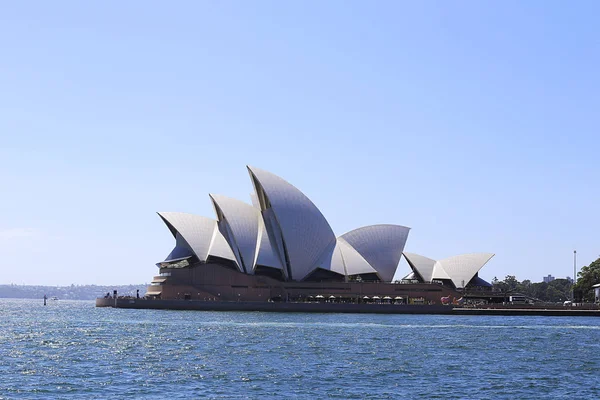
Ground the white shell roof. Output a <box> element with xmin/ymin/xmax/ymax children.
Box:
<box><xmin>157</xmin><ymin>167</ymin><xmax>492</xmax><ymax>286</ymax></box>
<box><xmin>329</xmin><ymin>241</ymin><xmax>347</xmax><ymax>276</ymax></box>
<box><xmin>307</xmin><ymin>240</ymin><xmax>344</xmax><ymax>277</ymax></box>
<box><xmin>248</xmin><ymin>166</ymin><xmax>337</xmax><ymax>281</ymax></box>
<box><xmin>338</xmin><ymin>238</ymin><xmax>378</xmax><ymax>277</ymax></box>
<box><xmin>403</xmin><ymin>252</ymin><xmax>494</xmax><ymax>288</ymax></box>
<box><xmin>403</xmin><ymin>252</ymin><xmax>437</xmax><ymax>282</ymax></box>
<box><xmin>438</xmin><ymin>253</ymin><xmax>495</xmax><ymax>288</ymax></box>
<box><xmin>207</xmin><ymin>223</ymin><xmax>238</xmax><ymax>264</ymax></box>
<box><xmin>432</xmin><ymin>261</ymin><xmax>451</xmax><ymax>281</ymax></box>
<box><xmin>255</xmin><ymin>217</ymin><xmax>283</xmax><ymax>270</ymax></box>
<box><xmin>210</xmin><ymin>194</ymin><xmax>261</xmax><ymax>274</ymax></box>
<box><xmin>340</xmin><ymin>225</ymin><xmax>411</xmax><ymax>282</ymax></box>
<box><xmin>157</xmin><ymin>212</ymin><xmax>215</xmax><ymax>262</ymax></box>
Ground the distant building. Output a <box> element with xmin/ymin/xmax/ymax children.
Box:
<box><xmin>543</xmin><ymin>275</ymin><xmax>555</xmax><ymax>283</ymax></box>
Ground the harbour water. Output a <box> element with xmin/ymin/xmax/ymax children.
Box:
<box><xmin>1</xmin><ymin>298</ymin><xmax>599</xmax><ymax>399</ymax></box>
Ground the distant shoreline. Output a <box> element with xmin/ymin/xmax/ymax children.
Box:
<box><xmin>0</xmin><ymin>284</ymin><xmax>146</xmax><ymax>301</ymax></box>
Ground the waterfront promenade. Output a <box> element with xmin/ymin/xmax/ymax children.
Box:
<box><xmin>96</xmin><ymin>297</ymin><xmax>600</xmax><ymax>316</ymax></box>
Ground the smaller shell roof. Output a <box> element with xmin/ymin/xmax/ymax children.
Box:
<box><xmin>337</xmin><ymin>238</ymin><xmax>378</xmax><ymax>277</ymax></box>
<box><xmin>157</xmin><ymin>212</ymin><xmax>215</xmax><ymax>262</ymax></box>
<box><xmin>438</xmin><ymin>253</ymin><xmax>495</xmax><ymax>288</ymax></box>
<box><xmin>403</xmin><ymin>252</ymin><xmax>436</xmax><ymax>282</ymax></box>
<box><xmin>404</xmin><ymin>251</ymin><xmax>495</xmax><ymax>288</ymax></box>
<box><xmin>340</xmin><ymin>224</ymin><xmax>411</xmax><ymax>282</ymax></box>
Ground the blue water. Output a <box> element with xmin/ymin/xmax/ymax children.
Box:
<box><xmin>1</xmin><ymin>299</ymin><xmax>599</xmax><ymax>399</ymax></box>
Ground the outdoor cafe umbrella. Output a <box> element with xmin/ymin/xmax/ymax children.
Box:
<box><xmin>315</xmin><ymin>295</ymin><xmax>324</xmax><ymax>299</ymax></box>
<box><xmin>329</xmin><ymin>295</ymin><xmax>336</xmax><ymax>299</ymax></box>
<box><xmin>383</xmin><ymin>296</ymin><xmax>392</xmax><ymax>300</ymax></box>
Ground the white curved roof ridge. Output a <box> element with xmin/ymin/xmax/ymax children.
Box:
<box><xmin>255</xmin><ymin>217</ymin><xmax>283</xmax><ymax>270</ymax></box>
<box><xmin>338</xmin><ymin>238</ymin><xmax>378</xmax><ymax>277</ymax></box>
<box><xmin>157</xmin><ymin>212</ymin><xmax>216</xmax><ymax>262</ymax></box>
<box><xmin>340</xmin><ymin>224</ymin><xmax>411</xmax><ymax>282</ymax></box>
<box><xmin>403</xmin><ymin>252</ymin><xmax>437</xmax><ymax>282</ymax></box>
<box><xmin>209</xmin><ymin>194</ymin><xmax>261</xmax><ymax>274</ymax></box>
<box><xmin>207</xmin><ymin>223</ymin><xmax>239</xmax><ymax>266</ymax></box>
<box><xmin>247</xmin><ymin>166</ymin><xmax>337</xmax><ymax>281</ymax></box>
<box><xmin>437</xmin><ymin>253</ymin><xmax>495</xmax><ymax>288</ymax></box>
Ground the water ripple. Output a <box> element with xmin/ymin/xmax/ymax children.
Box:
<box><xmin>1</xmin><ymin>299</ymin><xmax>600</xmax><ymax>399</ymax></box>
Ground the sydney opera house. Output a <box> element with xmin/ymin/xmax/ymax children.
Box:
<box><xmin>145</xmin><ymin>166</ymin><xmax>494</xmax><ymax>305</ymax></box>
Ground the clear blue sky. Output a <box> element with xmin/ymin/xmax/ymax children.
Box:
<box><xmin>1</xmin><ymin>1</ymin><xmax>599</xmax><ymax>285</ymax></box>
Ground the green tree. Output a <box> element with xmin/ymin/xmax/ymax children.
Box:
<box><xmin>548</xmin><ymin>279</ymin><xmax>571</xmax><ymax>301</ymax></box>
<box><xmin>504</xmin><ymin>275</ymin><xmax>519</xmax><ymax>291</ymax></box>
<box><xmin>545</xmin><ymin>286</ymin><xmax>563</xmax><ymax>302</ymax></box>
<box><xmin>493</xmin><ymin>278</ymin><xmax>508</xmax><ymax>293</ymax></box>
<box><xmin>574</xmin><ymin>257</ymin><xmax>600</xmax><ymax>302</ymax></box>
<box><xmin>529</xmin><ymin>282</ymin><xmax>548</xmax><ymax>300</ymax></box>
<box><xmin>516</xmin><ymin>279</ymin><xmax>532</xmax><ymax>295</ymax></box>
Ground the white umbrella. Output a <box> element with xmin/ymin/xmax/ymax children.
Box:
<box><xmin>373</xmin><ymin>296</ymin><xmax>381</xmax><ymax>300</ymax></box>
<box><xmin>394</xmin><ymin>296</ymin><xmax>403</xmax><ymax>300</ymax></box>
<box><xmin>329</xmin><ymin>295</ymin><xmax>336</xmax><ymax>299</ymax></box>
<box><xmin>363</xmin><ymin>296</ymin><xmax>370</xmax><ymax>299</ymax></box>
<box><xmin>315</xmin><ymin>295</ymin><xmax>324</xmax><ymax>299</ymax></box>
<box><xmin>383</xmin><ymin>296</ymin><xmax>392</xmax><ymax>300</ymax></box>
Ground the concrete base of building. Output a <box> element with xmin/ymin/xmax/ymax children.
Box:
<box><xmin>96</xmin><ymin>298</ymin><xmax>600</xmax><ymax>316</ymax></box>
<box><xmin>96</xmin><ymin>297</ymin><xmax>455</xmax><ymax>314</ymax></box>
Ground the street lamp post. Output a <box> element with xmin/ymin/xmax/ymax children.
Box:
<box><xmin>573</xmin><ymin>250</ymin><xmax>577</xmax><ymax>302</ymax></box>
<box><xmin>574</xmin><ymin>250</ymin><xmax>577</xmax><ymax>285</ymax></box>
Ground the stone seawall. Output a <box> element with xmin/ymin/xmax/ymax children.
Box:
<box><xmin>96</xmin><ymin>298</ymin><xmax>600</xmax><ymax>316</ymax></box>
<box><xmin>96</xmin><ymin>298</ymin><xmax>454</xmax><ymax>314</ymax></box>
<box><xmin>452</xmin><ymin>307</ymin><xmax>600</xmax><ymax>317</ymax></box>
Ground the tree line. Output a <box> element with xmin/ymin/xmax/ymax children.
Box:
<box><xmin>573</xmin><ymin>257</ymin><xmax>600</xmax><ymax>302</ymax></box>
<box><xmin>492</xmin><ymin>275</ymin><xmax>572</xmax><ymax>302</ymax></box>
<box><xmin>492</xmin><ymin>256</ymin><xmax>600</xmax><ymax>303</ymax></box>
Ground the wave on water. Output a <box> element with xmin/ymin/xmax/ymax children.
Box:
<box><xmin>188</xmin><ymin>321</ymin><xmax>600</xmax><ymax>330</ymax></box>
<box><xmin>2</xmin><ymin>299</ymin><xmax>600</xmax><ymax>399</ymax></box>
